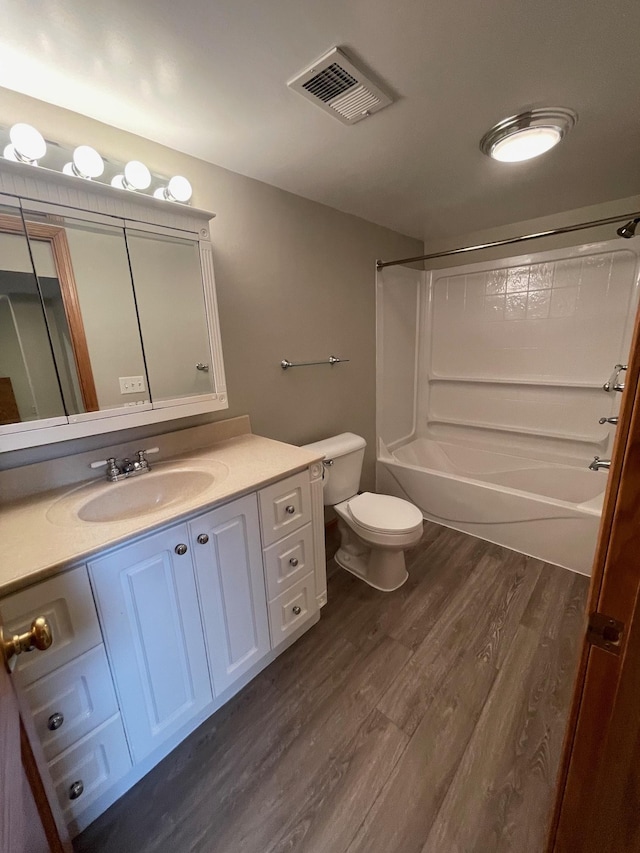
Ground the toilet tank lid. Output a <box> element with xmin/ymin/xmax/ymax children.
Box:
<box><xmin>301</xmin><ymin>432</ymin><xmax>366</xmax><ymax>459</ymax></box>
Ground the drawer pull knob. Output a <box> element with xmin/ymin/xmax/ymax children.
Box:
<box><xmin>175</xmin><ymin>544</ymin><xmax>188</xmax><ymax>555</ymax></box>
<box><xmin>285</xmin><ymin>505</ymin><xmax>296</xmax><ymax>515</ymax></box>
<box><xmin>69</xmin><ymin>780</ymin><xmax>84</xmax><ymax>800</ymax></box>
<box><xmin>289</xmin><ymin>557</ymin><xmax>299</xmax><ymax>567</ymax></box>
<box><xmin>197</xmin><ymin>533</ymin><xmax>209</xmax><ymax>545</ymax></box>
<box><xmin>292</xmin><ymin>605</ymin><xmax>302</xmax><ymax>615</ymax></box>
<box><xmin>48</xmin><ymin>712</ymin><xmax>64</xmax><ymax>731</ymax></box>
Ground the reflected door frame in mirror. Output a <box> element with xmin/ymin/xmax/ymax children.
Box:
<box><xmin>0</xmin><ymin>212</ymin><xmax>99</xmax><ymax>413</ymax></box>
<box><xmin>0</xmin><ymin>160</ymin><xmax>227</xmax><ymax>452</ymax></box>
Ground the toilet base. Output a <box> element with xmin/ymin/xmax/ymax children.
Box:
<box><xmin>334</xmin><ymin>518</ymin><xmax>410</xmax><ymax>591</ymax></box>
<box><xmin>335</xmin><ymin>548</ymin><xmax>408</xmax><ymax>591</ymax></box>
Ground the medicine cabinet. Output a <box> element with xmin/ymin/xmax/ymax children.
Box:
<box><xmin>0</xmin><ymin>163</ymin><xmax>226</xmax><ymax>451</ymax></box>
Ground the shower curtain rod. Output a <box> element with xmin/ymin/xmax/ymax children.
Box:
<box><xmin>375</xmin><ymin>210</ymin><xmax>640</xmax><ymax>270</ymax></box>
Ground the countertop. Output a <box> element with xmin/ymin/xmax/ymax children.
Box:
<box><xmin>0</xmin><ymin>433</ymin><xmax>322</xmax><ymax>598</ymax></box>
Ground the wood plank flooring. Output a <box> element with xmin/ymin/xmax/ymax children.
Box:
<box><xmin>74</xmin><ymin>523</ymin><xmax>589</xmax><ymax>853</ymax></box>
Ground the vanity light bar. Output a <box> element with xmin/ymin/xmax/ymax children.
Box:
<box><xmin>1</xmin><ymin>123</ymin><xmax>193</xmax><ymax>205</ymax></box>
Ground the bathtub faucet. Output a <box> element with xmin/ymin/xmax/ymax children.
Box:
<box><xmin>589</xmin><ymin>456</ymin><xmax>611</xmax><ymax>472</ymax></box>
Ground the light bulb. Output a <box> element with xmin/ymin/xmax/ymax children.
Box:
<box><xmin>111</xmin><ymin>174</ymin><xmax>126</xmax><ymax>189</ymax></box>
<box><xmin>153</xmin><ymin>175</ymin><xmax>193</xmax><ymax>203</ymax></box>
<box><xmin>3</xmin><ymin>144</ymin><xmax>18</xmax><ymax>162</ymax></box>
<box><xmin>9</xmin><ymin>123</ymin><xmax>46</xmax><ymax>163</ymax></box>
<box><xmin>167</xmin><ymin>175</ymin><xmax>192</xmax><ymax>202</ymax></box>
<box><xmin>123</xmin><ymin>160</ymin><xmax>151</xmax><ymax>190</ymax></box>
<box><xmin>62</xmin><ymin>162</ymin><xmax>75</xmax><ymax>175</ymax></box>
<box><xmin>72</xmin><ymin>145</ymin><xmax>104</xmax><ymax>178</ymax></box>
<box><xmin>490</xmin><ymin>127</ymin><xmax>562</xmax><ymax>163</ymax></box>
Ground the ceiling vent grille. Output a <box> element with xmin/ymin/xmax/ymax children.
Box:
<box><xmin>288</xmin><ymin>47</ymin><xmax>393</xmax><ymax>125</ymax></box>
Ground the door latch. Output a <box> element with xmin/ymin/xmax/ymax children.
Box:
<box><xmin>587</xmin><ymin>612</ymin><xmax>624</xmax><ymax>655</ymax></box>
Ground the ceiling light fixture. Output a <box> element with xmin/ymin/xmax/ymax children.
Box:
<box><xmin>153</xmin><ymin>175</ymin><xmax>193</xmax><ymax>203</ymax></box>
<box><xmin>5</xmin><ymin>123</ymin><xmax>47</xmax><ymax>165</ymax></box>
<box><xmin>63</xmin><ymin>145</ymin><xmax>104</xmax><ymax>179</ymax></box>
<box><xmin>480</xmin><ymin>108</ymin><xmax>577</xmax><ymax>163</ymax></box>
<box><xmin>111</xmin><ymin>159</ymin><xmax>152</xmax><ymax>191</ymax></box>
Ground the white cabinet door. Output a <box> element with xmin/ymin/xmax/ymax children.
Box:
<box><xmin>88</xmin><ymin>524</ymin><xmax>212</xmax><ymax>763</ymax></box>
<box><xmin>190</xmin><ymin>494</ymin><xmax>270</xmax><ymax>696</ymax></box>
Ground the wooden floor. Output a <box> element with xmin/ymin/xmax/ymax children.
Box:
<box><xmin>75</xmin><ymin>523</ymin><xmax>589</xmax><ymax>853</ymax></box>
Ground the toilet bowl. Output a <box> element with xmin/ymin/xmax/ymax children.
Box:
<box><xmin>302</xmin><ymin>433</ymin><xmax>424</xmax><ymax>591</ymax></box>
<box><xmin>334</xmin><ymin>492</ymin><xmax>423</xmax><ymax>590</ymax></box>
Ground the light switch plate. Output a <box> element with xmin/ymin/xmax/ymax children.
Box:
<box><xmin>119</xmin><ymin>375</ymin><xmax>145</xmax><ymax>394</ymax></box>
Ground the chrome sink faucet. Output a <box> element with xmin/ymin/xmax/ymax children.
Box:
<box><xmin>91</xmin><ymin>447</ymin><xmax>159</xmax><ymax>482</ymax></box>
<box><xmin>589</xmin><ymin>456</ymin><xmax>611</xmax><ymax>472</ymax></box>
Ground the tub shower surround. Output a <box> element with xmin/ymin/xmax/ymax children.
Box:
<box><xmin>376</xmin><ymin>239</ymin><xmax>640</xmax><ymax>573</ymax></box>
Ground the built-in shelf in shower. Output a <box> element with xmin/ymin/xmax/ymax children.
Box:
<box><xmin>427</xmin><ymin>417</ymin><xmax>608</xmax><ymax>445</ymax></box>
<box><xmin>428</xmin><ymin>376</ymin><xmax>604</xmax><ymax>390</ymax></box>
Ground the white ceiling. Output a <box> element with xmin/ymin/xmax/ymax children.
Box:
<box><xmin>0</xmin><ymin>0</ymin><xmax>639</xmax><ymax>240</ymax></box>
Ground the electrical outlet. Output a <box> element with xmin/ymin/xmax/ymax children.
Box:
<box><xmin>119</xmin><ymin>375</ymin><xmax>145</xmax><ymax>394</ymax></box>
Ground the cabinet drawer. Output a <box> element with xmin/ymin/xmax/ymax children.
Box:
<box><xmin>23</xmin><ymin>645</ymin><xmax>119</xmax><ymax>761</ymax></box>
<box><xmin>259</xmin><ymin>471</ymin><xmax>311</xmax><ymax>547</ymax></box>
<box><xmin>49</xmin><ymin>714</ymin><xmax>131</xmax><ymax>824</ymax></box>
<box><xmin>267</xmin><ymin>572</ymin><xmax>318</xmax><ymax>649</ymax></box>
<box><xmin>263</xmin><ymin>523</ymin><xmax>314</xmax><ymax>601</ymax></box>
<box><xmin>0</xmin><ymin>566</ymin><xmax>102</xmax><ymax>686</ymax></box>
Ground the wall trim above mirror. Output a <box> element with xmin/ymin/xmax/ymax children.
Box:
<box><xmin>0</xmin><ymin>161</ymin><xmax>228</xmax><ymax>452</ymax></box>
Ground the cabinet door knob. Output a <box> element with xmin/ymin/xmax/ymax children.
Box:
<box><xmin>69</xmin><ymin>780</ymin><xmax>84</xmax><ymax>800</ymax></box>
<box><xmin>285</xmin><ymin>505</ymin><xmax>296</xmax><ymax>515</ymax></box>
<box><xmin>175</xmin><ymin>544</ymin><xmax>188</xmax><ymax>556</ymax></box>
<box><xmin>48</xmin><ymin>712</ymin><xmax>64</xmax><ymax>731</ymax></box>
<box><xmin>197</xmin><ymin>534</ymin><xmax>209</xmax><ymax>545</ymax></box>
<box><xmin>292</xmin><ymin>605</ymin><xmax>302</xmax><ymax>616</ymax></box>
<box><xmin>289</xmin><ymin>557</ymin><xmax>299</xmax><ymax>567</ymax></box>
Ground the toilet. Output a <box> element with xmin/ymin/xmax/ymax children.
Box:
<box><xmin>303</xmin><ymin>433</ymin><xmax>423</xmax><ymax>591</ymax></box>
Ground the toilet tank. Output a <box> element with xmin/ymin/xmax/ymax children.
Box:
<box><xmin>302</xmin><ymin>432</ymin><xmax>366</xmax><ymax>506</ymax></box>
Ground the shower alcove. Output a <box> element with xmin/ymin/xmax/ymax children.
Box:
<box><xmin>376</xmin><ymin>236</ymin><xmax>640</xmax><ymax>573</ymax></box>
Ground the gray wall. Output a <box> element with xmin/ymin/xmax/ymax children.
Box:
<box><xmin>0</xmin><ymin>90</ymin><xmax>421</xmax><ymax>489</ymax></box>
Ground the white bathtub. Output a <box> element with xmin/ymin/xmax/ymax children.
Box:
<box><xmin>376</xmin><ymin>438</ymin><xmax>605</xmax><ymax>574</ymax></box>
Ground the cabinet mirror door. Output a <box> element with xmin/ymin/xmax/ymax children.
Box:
<box><xmin>22</xmin><ymin>207</ymin><xmax>149</xmax><ymax>418</ymax></box>
<box><xmin>125</xmin><ymin>229</ymin><xmax>215</xmax><ymax>405</ymax></box>
<box><xmin>0</xmin><ymin>200</ymin><xmax>67</xmax><ymax>429</ymax></box>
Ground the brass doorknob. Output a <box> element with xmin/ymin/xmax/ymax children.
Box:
<box><xmin>1</xmin><ymin>616</ymin><xmax>53</xmax><ymax>672</ymax></box>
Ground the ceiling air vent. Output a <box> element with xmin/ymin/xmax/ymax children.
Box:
<box><xmin>288</xmin><ymin>47</ymin><xmax>393</xmax><ymax>125</ymax></box>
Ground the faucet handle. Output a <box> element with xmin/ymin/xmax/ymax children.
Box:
<box><xmin>90</xmin><ymin>457</ymin><xmax>120</xmax><ymax>480</ymax></box>
<box><xmin>599</xmin><ymin>416</ymin><xmax>619</xmax><ymax>425</ymax></box>
<box><xmin>90</xmin><ymin>456</ymin><xmax>118</xmax><ymax>471</ymax></box>
<box><xmin>136</xmin><ymin>447</ymin><xmax>159</xmax><ymax>468</ymax></box>
<box><xmin>136</xmin><ymin>447</ymin><xmax>159</xmax><ymax>460</ymax></box>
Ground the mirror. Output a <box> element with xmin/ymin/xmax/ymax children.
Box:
<box><xmin>126</xmin><ymin>229</ymin><xmax>214</xmax><ymax>404</ymax></box>
<box><xmin>0</xmin><ymin>202</ymin><xmax>68</xmax><ymax>426</ymax></box>
<box><xmin>22</xmin><ymin>207</ymin><xmax>149</xmax><ymax>417</ymax></box>
<box><xmin>0</xmin><ymin>174</ymin><xmax>227</xmax><ymax>452</ymax></box>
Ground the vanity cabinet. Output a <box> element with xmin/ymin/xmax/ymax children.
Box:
<box><xmin>189</xmin><ymin>494</ymin><xmax>270</xmax><ymax>695</ymax></box>
<box><xmin>88</xmin><ymin>524</ymin><xmax>213</xmax><ymax>763</ymax></box>
<box><xmin>0</xmin><ymin>461</ymin><xmax>326</xmax><ymax>836</ymax></box>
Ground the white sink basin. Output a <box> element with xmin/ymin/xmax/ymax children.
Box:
<box><xmin>46</xmin><ymin>461</ymin><xmax>229</xmax><ymax>526</ymax></box>
<box><xmin>78</xmin><ymin>470</ymin><xmax>216</xmax><ymax>522</ymax></box>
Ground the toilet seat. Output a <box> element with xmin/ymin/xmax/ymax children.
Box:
<box><xmin>347</xmin><ymin>492</ymin><xmax>423</xmax><ymax>535</ymax></box>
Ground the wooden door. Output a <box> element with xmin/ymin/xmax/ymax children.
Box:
<box><xmin>190</xmin><ymin>494</ymin><xmax>270</xmax><ymax>696</ymax></box>
<box><xmin>548</xmin><ymin>303</ymin><xmax>640</xmax><ymax>850</ymax></box>
<box><xmin>88</xmin><ymin>524</ymin><xmax>212</xmax><ymax>763</ymax></box>
<box><xmin>0</xmin><ymin>616</ymin><xmax>67</xmax><ymax>853</ymax></box>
